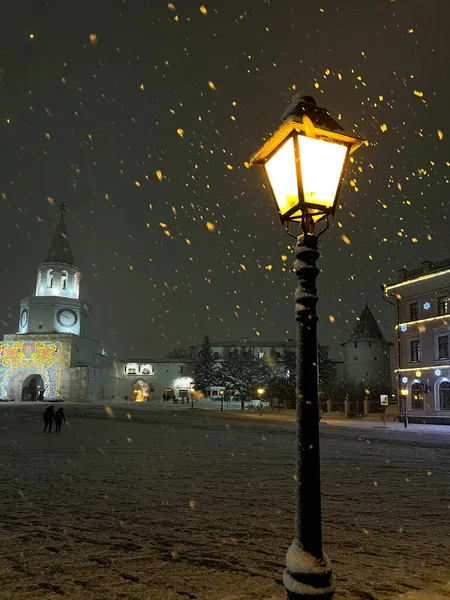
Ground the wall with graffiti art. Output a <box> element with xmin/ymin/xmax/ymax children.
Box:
<box><xmin>0</xmin><ymin>341</ymin><xmax>62</xmax><ymax>399</ymax></box>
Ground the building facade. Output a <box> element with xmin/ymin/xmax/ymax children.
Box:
<box><xmin>341</xmin><ymin>304</ymin><xmax>392</xmax><ymax>390</ymax></box>
<box><xmin>0</xmin><ymin>208</ymin><xmax>117</xmax><ymax>402</ymax></box>
<box><xmin>117</xmin><ymin>359</ymin><xmax>194</xmax><ymax>402</ymax></box>
<box><xmin>385</xmin><ymin>260</ymin><xmax>450</xmax><ymax>424</ymax></box>
<box><xmin>190</xmin><ymin>337</ymin><xmax>296</xmax><ymax>364</ymax></box>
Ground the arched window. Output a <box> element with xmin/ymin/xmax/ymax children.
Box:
<box><xmin>47</xmin><ymin>269</ymin><xmax>54</xmax><ymax>288</ymax></box>
<box><xmin>61</xmin><ymin>270</ymin><xmax>68</xmax><ymax>290</ymax></box>
<box><xmin>411</xmin><ymin>382</ymin><xmax>424</xmax><ymax>410</ymax></box>
<box><xmin>439</xmin><ymin>381</ymin><xmax>450</xmax><ymax>410</ymax></box>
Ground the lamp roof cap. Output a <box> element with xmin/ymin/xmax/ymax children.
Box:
<box><xmin>250</xmin><ymin>93</ymin><xmax>365</xmax><ymax>166</ymax></box>
<box><xmin>281</xmin><ymin>93</ymin><xmax>345</xmax><ymax>133</ymax></box>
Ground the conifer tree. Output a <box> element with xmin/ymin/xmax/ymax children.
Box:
<box><xmin>193</xmin><ymin>335</ymin><xmax>217</xmax><ymax>395</ymax></box>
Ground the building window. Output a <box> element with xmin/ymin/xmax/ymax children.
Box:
<box><xmin>61</xmin><ymin>271</ymin><xmax>68</xmax><ymax>290</ymax></box>
<box><xmin>212</xmin><ymin>390</ymin><xmax>218</xmax><ymax>396</ymax></box>
<box><xmin>438</xmin><ymin>296</ymin><xmax>448</xmax><ymax>315</ymax></box>
<box><xmin>411</xmin><ymin>382</ymin><xmax>424</xmax><ymax>410</ymax></box>
<box><xmin>438</xmin><ymin>335</ymin><xmax>449</xmax><ymax>360</ymax></box>
<box><xmin>47</xmin><ymin>269</ymin><xmax>54</xmax><ymax>288</ymax></box>
<box><xmin>354</xmin><ymin>342</ymin><xmax>357</xmax><ymax>349</ymax></box>
<box><xmin>410</xmin><ymin>339</ymin><xmax>421</xmax><ymax>362</ymax></box>
<box><xmin>439</xmin><ymin>381</ymin><xmax>450</xmax><ymax>410</ymax></box>
<box><xmin>409</xmin><ymin>302</ymin><xmax>419</xmax><ymax>321</ymax></box>
<box><xmin>128</xmin><ymin>368</ymin><xmax>136</xmax><ymax>375</ymax></box>
<box><xmin>38</xmin><ymin>321</ymin><xmax>43</xmax><ymax>330</ymax></box>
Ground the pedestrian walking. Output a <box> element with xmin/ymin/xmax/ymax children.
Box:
<box><xmin>54</xmin><ymin>407</ymin><xmax>66</xmax><ymax>432</ymax></box>
<box><xmin>43</xmin><ymin>405</ymin><xmax>55</xmax><ymax>433</ymax></box>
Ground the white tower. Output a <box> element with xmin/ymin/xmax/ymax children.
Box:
<box><xmin>18</xmin><ymin>205</ymin><xmax>92</xmax><ymax>338</ymax></box>
<box><xmin>341</xmin><ymin>304</ymin><xmax>392</xmax><ymax>389</ymax></box>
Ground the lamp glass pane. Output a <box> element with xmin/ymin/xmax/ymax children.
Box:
<box><xmin>264</xmin><ymin>137</ymin><xmax>298</xmax><ymax>216</ymax></box>
<box><xmin>298</xmin><ymin>135</ymin><xmax>348</xmax><ymax>209</ymax></box>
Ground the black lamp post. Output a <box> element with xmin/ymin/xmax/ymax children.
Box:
<box><xmin>250</xmin><ymin>94</ymin><xmax>365</xmax><ymax>600</ymax></box>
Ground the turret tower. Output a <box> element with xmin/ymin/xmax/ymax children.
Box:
<box><xmin>18</xmin><ymin>205</ymin><xmax>91</xmax><ymax>337</ymax></box>
<box><xmin>341</xmin><ymin>304</ymin><xmax>392</xmax><ymax>388</ymax></box>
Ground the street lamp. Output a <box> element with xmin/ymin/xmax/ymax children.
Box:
<box><xmin>400</xmin><ymin>387</ymin><xmax>408</xmax><ymax>426</ymax></box>
<box><xmin>382</xmin><ymin>286</ymin><xmax>406</xmax><ymax>428</ymax></box>
<box><xmin>250</xmin><ymin>94</ymin><xmax>365</xmax><ymax>600</ymax></box>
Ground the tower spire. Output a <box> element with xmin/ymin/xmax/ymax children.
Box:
<box><xmin>42</xmin><ymin>206</ymin><xmax>76</xmax><ymax>266</ymax></box>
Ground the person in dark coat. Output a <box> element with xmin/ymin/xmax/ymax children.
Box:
<box><xmin>43</xmin><ymin>405</ymin><xmax>55</xmax><ymax>433</ymax></box>
<box><xmin>54</xmin><ymin>407</ymin><xmax>66</xmax><ymax>432</ymax></box>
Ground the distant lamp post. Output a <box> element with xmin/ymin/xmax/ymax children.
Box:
<box><xmin>219</xmin><ymin>389</ymin><xmax>225</xmax><ymax>412</ymax></box>
<box><xmin>250</xmin><ymin>94</ymin><xmax>365</xmax><ymax>600</ymax></box>
<box><xmin>400</xmin><ymin>387</ymin><xmax>408</xmax><ymax>426</ymax></box>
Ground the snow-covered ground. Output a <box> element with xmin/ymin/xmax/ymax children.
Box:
<box><xmin>0</xmin><ymin>403</ymin><xmax>449</xmax><ymax>600</ymax></box>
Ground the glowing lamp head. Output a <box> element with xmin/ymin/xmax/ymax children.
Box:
<box><xmin>401</xmin><ymin>388</ymin><xmax>408</xmax><ymax>397</ymax></box>
<box><xmin>250</xmin><ymin>95</ymin><xmax>365</xmax><ymax>225</ymax></box>
<box><xmin>257</xmin><ymin>387</ymin><xmax>265</xmax><ymax>396</ymax></box>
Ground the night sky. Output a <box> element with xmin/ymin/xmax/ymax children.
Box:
<box><xmin>1</xmin><ymin>0</ymin><xmax>449</xmax><ymax>359</ymax></box>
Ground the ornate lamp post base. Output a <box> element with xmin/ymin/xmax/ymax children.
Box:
<box><xmin>284</xmin><ymin>540</ymin><xmax>334</xmax><ymax>599</ymax></box>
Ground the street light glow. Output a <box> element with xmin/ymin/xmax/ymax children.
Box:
<box><xmin>264</xmin><ymin>137</ymin><xmax>298</xmax><ymax>217</ymax></box>
<box><xmin>251</xmin><ymin>95</ymin><xmax>364</xmax><ymax>226</ymax></box>
<box><xmin>298</xmin><ymin>135</ymin><xmax>348</xmax><ymax>209</ymax></box>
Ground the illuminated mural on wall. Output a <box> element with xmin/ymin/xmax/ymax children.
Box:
<box><xmin>0</xmin><ymin>341</ymin><xmax>62</xmax><ymax>399</ymax></box>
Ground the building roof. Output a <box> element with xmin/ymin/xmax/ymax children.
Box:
<box><xmin>385</xmin><ymin>258</ymin><xmax>450</xmax><ymax>290</ymax></box>
<box><xmin>119</xmin><ymin>358</ymin><xmax>195</xmax><ymax>364</ymax></box>
<box><xmin>42</xmin><ymin>209</ymin><xmax>76</xmax><ymax>266</ymax></box>
<box><xmin>348</xmin><ymin>305</ymin><xmax>387</xmax><ymax>343</ymax></box>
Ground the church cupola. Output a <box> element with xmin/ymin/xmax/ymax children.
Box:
<box><xmin>35</xmin><ymin>204</ymin><xmax>81</xmax><ymax>300</ymax></box>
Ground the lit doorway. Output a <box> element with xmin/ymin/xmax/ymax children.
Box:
<box><xmin>132</xmin><ymin>380</ymin><xmax>150</xmax><ymax>402</ymax></box>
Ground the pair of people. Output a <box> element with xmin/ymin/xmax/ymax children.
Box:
<box><xmin>43</xmin><ymin>405</ymin><xmax>65</xmax><ymax>433</ymax></box>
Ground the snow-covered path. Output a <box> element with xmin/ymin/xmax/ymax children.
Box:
<box><xmin>0</xmin><ymin>404</ymin><xmax>449</xmax><ymax>600</ymax></box>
